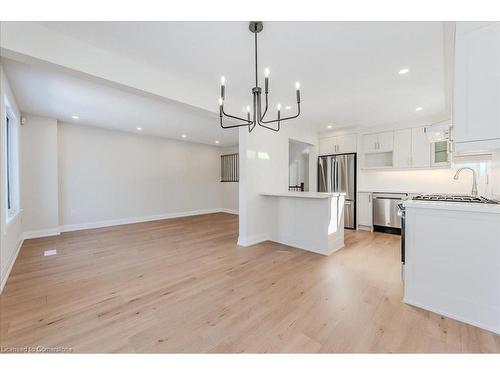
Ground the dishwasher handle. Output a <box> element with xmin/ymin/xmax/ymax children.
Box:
<box><xmin>372</xmin><ymin>193</ymin><xmax>408</xmax><ymax>200</ymax></box>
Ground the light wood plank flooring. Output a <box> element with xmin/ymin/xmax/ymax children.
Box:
<box><xmin>0</xmin><ymin>213</ymin><xmax>498</xmax><ymax>353</ymax></box>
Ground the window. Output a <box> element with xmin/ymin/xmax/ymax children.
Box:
<box><xmin>4</xmin><ymin>109</ymin><xmax>19</xmax><ymax>220</ymax></box>
<box><xmin>6</xmin><ymin>114</ymin><xmax>11</xmax><ymax>211</ymax></box>
<box><xmin>220</xmin><ymin>153</ymin><xmax>239</xmax><ymax>182</ymax></box>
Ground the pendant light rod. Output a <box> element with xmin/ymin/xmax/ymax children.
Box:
<box><xmin>219</xmin><ymin>21</ymin><xmax>302</xmax><ymax>133</ymax></box>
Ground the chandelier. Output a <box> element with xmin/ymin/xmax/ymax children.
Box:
<box><xmin>218</xmin><ymin>21</ymin><xmax>302</xmax><ymax>133</ymax></box>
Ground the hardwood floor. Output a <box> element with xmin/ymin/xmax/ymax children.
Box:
<box><xmin>1</xmin><ymin>213</ymin><xmax>498</xmax><ymax>353</ymax></box>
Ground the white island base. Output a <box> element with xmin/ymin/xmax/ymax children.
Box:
<box><xmin>403</xmin><ymin>200</ymin><xmax>500</xmax><ymax>334</ymax></box>
<box><xmin>260</xmin><ymin>192</ymin><xmax>345</xmax><ymax>255</ymax></box>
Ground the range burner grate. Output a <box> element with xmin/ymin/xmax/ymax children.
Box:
<box><xmin>412</xmin><ymin>194</ymin><xmax>499</xmax><ymax>204</ymax></box>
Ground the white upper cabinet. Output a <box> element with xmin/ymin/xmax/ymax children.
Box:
<box><xmin>454</xmin><ymin>22</ymin><xmax>500</xmax><ymax>153</ymax></box>
<box><xmin>411</xmin><ymin>127</ymin><xmax>431</xmax><ymax>168</ymax></box>
<box><xmin>376</xmin><ymin>131</ymin><xmax>394</xmax><ymax>152</ymax></box>
<box><xmin>362</xmin><ymin>131</ymin><xmax>393</xmax><ymax>153</ymax></box>
<box><xmin>336</xmin><ymin>134</ymin><xmax>357</xmax><ymax>154</ymax></box>
<box><xmin>393</xmin><ymin>129</ymin><xmax>412</xmax><ymax>168</ymax></box>
<box><xmin>393</xmin><ymin>127</ymin><xmax>431</xmax><ymax>169</ymax></box>
<box><xmin>319</xmin><ymin>134</ymin><xmax>357</xmax><ymax>155</ymax></box>
<box><xmin>362</xmin><ymin>133</ymin><xmax>378</xmax><ymax>153</ymax></box>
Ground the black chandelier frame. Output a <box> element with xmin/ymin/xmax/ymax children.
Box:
<box><xmin>219</xmin><ymin>21</ymin><xmax>301</xmax><ymax>133</ymax></box>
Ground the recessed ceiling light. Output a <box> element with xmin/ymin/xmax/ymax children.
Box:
<box><xmin>181</xmin><ymin>134</ymin><xmax>187</xmax><ymax>138</ymax></box>
<box><xmin>136</xmin><ymin>127</ymin><xmax>142</xmax><ymax>131</ymax></box>
<box><xmin>215</xmin><ymin>140</ymin><xmax>220</xmax><ymax>144</ymax></box>
<box><xmin>285</xmin><ymin>106</ymin><xmax>291</xmax><ymax>110</ymax></box>
<box><xmin>71</xmin><ymin>115</ymin><xmax>79</xmax><ymax>120</ymax></box>
<box><xmin>398</xmin><ymin>68</ymin><xmax>410</xmax><ymax>75</ymax></box>
<box><xmin>415</xmin><ymin>107</ymin><xmax>423</xmax><ymax>112</ymax></box>
<box><xmin>327</xmin><ymin>125</ymin><xmax>333</xmax><ymax>129</ymax></box>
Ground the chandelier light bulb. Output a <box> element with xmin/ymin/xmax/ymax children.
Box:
<box><xmin>246</xmin><ymin>105</ymin><xmax>251</xmax><ymax>113</ymax></box>
<box><xmin>218</xmin><ymin>98</ymin><xmax>223</xmax><ymax>106</ymax></box>
<box><xmin>277</xmin><ymin>104</ymin><xmax>282</xmax><ymax>111</ymax></box>
<box><xmin>295</xmin><ymin>82</ymin><xmax>301</xmax><ymax>90</ymax></box>
<box><xmin>264</xmin><ymin>68</ymin><xmax>270</xmax><ymax>77</ymax></box>
<box><xmin>220</xmin><ymin>76</ymin><xmax>226</xmax><ymax>86</ymax></box>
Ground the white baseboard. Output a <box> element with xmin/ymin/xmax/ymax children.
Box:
<box><xmin>23</xmin><ymin>228</ymin><xmax>61</xmax><ymax>240</ymax></box>
<box><xmin>220</xmin><ymin>208</ymin><xmax>239</xmax><ymax>215</ymax></box>
<box><xmin>0</xmin><ymin>236</ymin><xmax>24</xmax><ymax>294</ymax></box>
<box><xmin>58</xmin><ymin>208</ymin><xmax>224</xmax><ymax>233</ymax></box>
<box><xmin>403</xmin><ymin>298</ymin><xmax>500</xmax><ymax>335</ymax></box>
<box><xmin>21</xmin><ymin>209</ymin><xmax>237</xmax><ymax>240</ymax></box>
<box><xmin>237</xmin><ymin>233</ymin><xmax>270</xmax><ymax>247</ymax></box>
<box><xmin>357</xmin><ymin>225</ymin><xmax>373</xmax><ymax>232</ymax></box>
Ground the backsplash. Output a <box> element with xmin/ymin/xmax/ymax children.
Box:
<box><xmin>359</xmin><ymin>164</ymin><xmax>492</xmax><ymax>197</ymax></box>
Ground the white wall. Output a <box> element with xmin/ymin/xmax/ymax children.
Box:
<box><xmin>0</xmin><ymin>64</ymin><xmax>23</xmax><ymax>292</ymax></box>
<box><xmin>238</xmin><ymin>123</ymin><xmax>318</xmax><ymax>246</ymax></box>
<box><xmin>220</xmin><ymin>146</ymin><xmax>239</xmax><ymax>214</ymax></box>
<box><xmin>57</xmin><ymin>123</ymin><xmax>222</xmax><ymax>229</ymax></box>
<box><xmin>359</xmin><ymin>167</ymin><xmax>491</xmax><ymax>196</ymax></box>
<box><xmin>22</xmin><ymin>115</ymin><xmax>59</xmax><ymax>236</ymax></box>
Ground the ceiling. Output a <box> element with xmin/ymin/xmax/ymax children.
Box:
<box><xmin>2</xmin><ymin>58</ymin><xmax>239</xmax><ymax>146</ymax></box>
<box><xmin>3</xmin><ymin>21</ymin><xmax>451</xmax><ymax>144</ymax></box>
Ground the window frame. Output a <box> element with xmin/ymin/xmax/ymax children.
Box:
<box><xmin>4</xmin><ymin>106</ymin><xmax>19</xmax><ymax>222</ymax></box>
<box><xmin>6</xmin><ymin>113</ymin><xmax>12</xmax><ymax>212</ymax></box>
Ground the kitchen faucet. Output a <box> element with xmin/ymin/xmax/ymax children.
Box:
<box><xmin>453</xmin><ymin>167</ymin><xmax>478</xmax><ymax>196</ymax></box>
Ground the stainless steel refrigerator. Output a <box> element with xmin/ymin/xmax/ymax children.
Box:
<box><xmin>318</xmin><ymin>153</ymin><xmax>356</xmax><ymax>229</ymax></box>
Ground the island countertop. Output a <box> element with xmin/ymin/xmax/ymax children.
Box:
<box><xmin>403</xmin><ymin>199</ymin><xmax>500</xmax><ymax>214</ymax></box>
<box><xmin>261</xmin><ymin>192</ymin><xmax>346</xmax><ymax>199</ymax></box>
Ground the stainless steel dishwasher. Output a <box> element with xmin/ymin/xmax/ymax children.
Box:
<box><xmin>372</xmin><ymin>192</ymin><xmax>408</xmax><ymax>234</ymax></box>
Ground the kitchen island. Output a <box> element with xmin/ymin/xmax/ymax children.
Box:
<box><xmin>260</xmin><ymin>192</ymin><xmax>345</xmax><ymax>255</ymax></box>
<box><xmin>402</xmin><ymin>199</ymin><xmax>500</xmax><ymax>334</ymax></box>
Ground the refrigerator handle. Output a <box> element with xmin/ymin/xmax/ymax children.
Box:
<box><xmin>331</xmin><ymin>157</ymin><xmax>335</xmax><ymax>192</ymax></box>
<box><xmin>319</xmin><ymin>157</ymin><xmax>327</xmax><ymax>192</ymax></box>
<box><xmin>335</xmin><ymin>158</ymin><xmax>339</xmax><ymax>192</ymax></box>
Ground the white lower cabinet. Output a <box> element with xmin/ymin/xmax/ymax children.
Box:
<box><xmin>357</xmin><ymin>192</ymin><xmax>372</xmax><ymax>229</ymax></box>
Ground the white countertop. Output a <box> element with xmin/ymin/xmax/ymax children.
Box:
<box><xmin>261</xmin><ymin>192</ymin><xmax>345</xmax><ymax>199</ymax></box>
<box><xmin>403</xmin><ymin>200</ymin><xmax>500</xmax><ymax>214</ymax></box>
<box><xmin>358</xmin><ymin>189</ymin><xmax>477</xmax><ymax>195</ymax></box>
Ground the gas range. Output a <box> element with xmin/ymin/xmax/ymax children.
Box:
<box><xmin>412</xmin><ymin>194</ymin><xmax>499</xmax><ymax>204</ymax></box>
